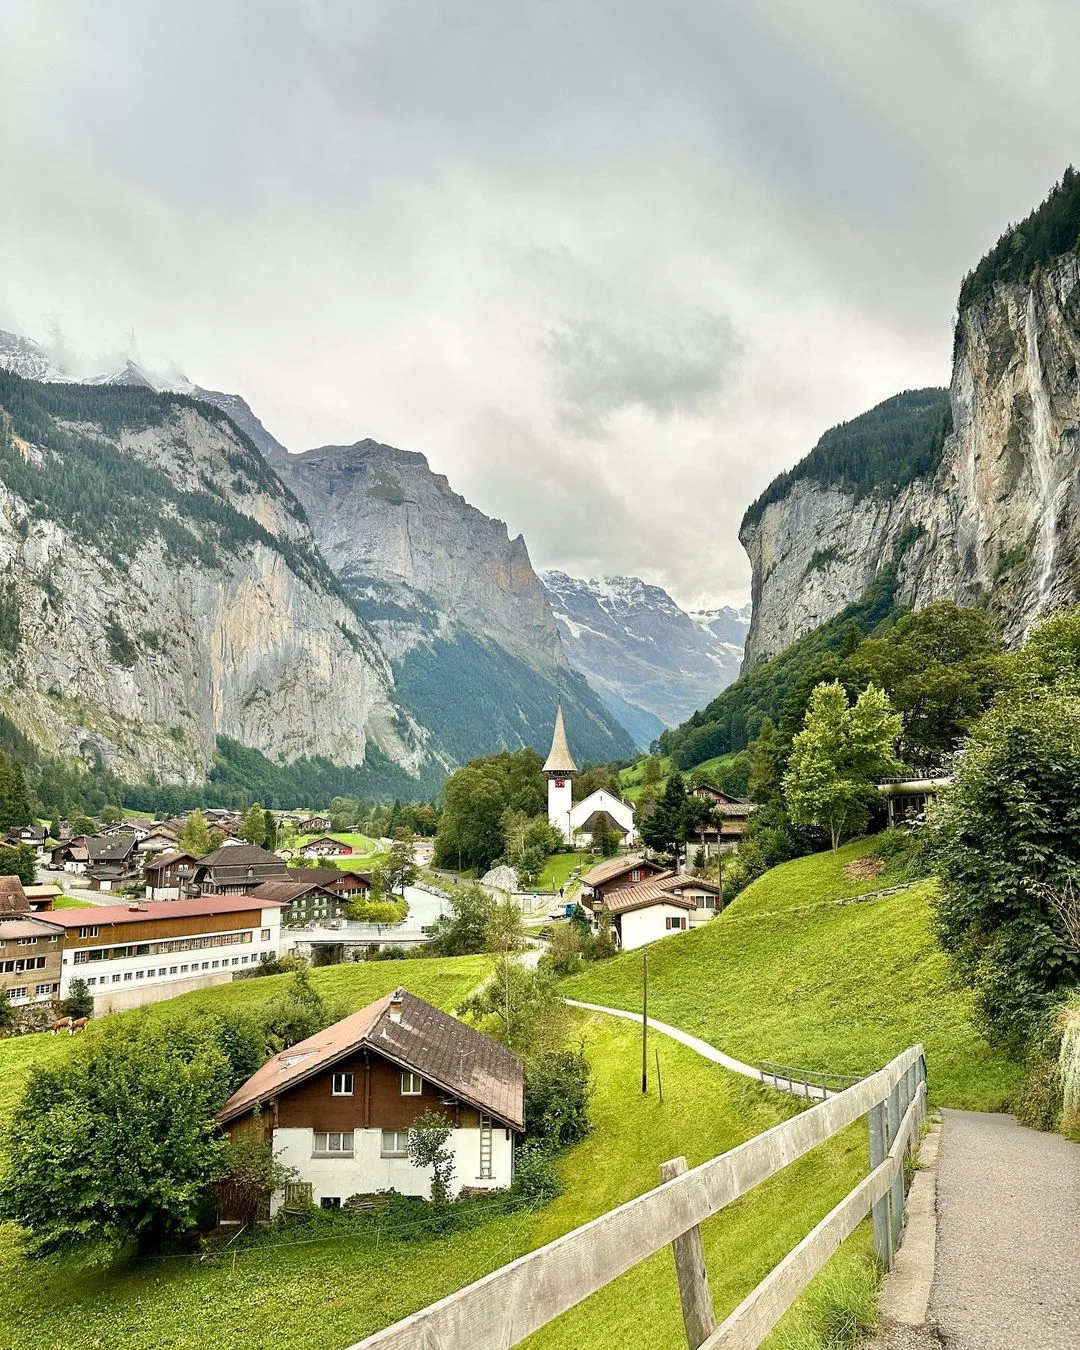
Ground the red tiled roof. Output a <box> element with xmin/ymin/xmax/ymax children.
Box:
<box><xmin>218</xmin><ymin>990</ymin><xmax>525</xmax><ymax>1131</ymax></box>
<box><xmin>0</xmin><ymin>875</ymin><xmax>29</xmax><ymax>917</ymax></box>
<box><xmin>43</xmin><ymin>895</ymin><xmax>285</xmax><ymax>928</ymax></box>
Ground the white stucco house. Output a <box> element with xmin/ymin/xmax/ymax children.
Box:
<box><xmin>217</xmin><ymin>989</ymin><xmax>524</xmax><ymax>1213</ymax></box>
<box><xmin>601</xmin><ymin>872</ymin><xmax>723</xmax><ymax>950</ymax></box>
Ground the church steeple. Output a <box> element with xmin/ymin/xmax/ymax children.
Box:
<box><xmin>543</xmin><ymin>702</ymin><xmax>577</xmax><ymax>775</ymax></box>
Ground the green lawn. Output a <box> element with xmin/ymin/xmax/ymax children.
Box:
<box><xmin>0</xmin><ymin>956</ymin><xmax>493</xmax><ymax>1142</ymax></box>
<box><xmin>0</xmin><ymin>1012</ymin><xmax>875</xmax><ymax>1350</ymax></box>
<box><xmin>52</xmin><ymin>896</ymin><xmax>96</xmax><ymax>909</ymax></box>
<box><xmin>537</xmin><ymin>851</ymin><xmax>596</xmax><ymax>893</ymax></box>
<box><xmin>564</xmin><ymin>838</ymin><xmax>1023</xmax><ymax>1112</ymax></box>
<box><xmin>618</xmin><ymin>754</ymin><xmax>673</xmax><ymax>802</ymax></box>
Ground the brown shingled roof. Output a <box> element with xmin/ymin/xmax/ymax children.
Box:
<box><xmin>248</xmin><ymin>880</ymin><xmax>336</xmax><ymax>904</ymax></box>
<box><xmin>580</xmin><ymin>855</ymin><xmax>669</xmax><ymax>889</ymax></box>
<box><xmin>218</xmin><ymin>990</ymin><xmax>525</xmax><ymax>1131</ymax></box>
<box><xmin>603</xmin><ymin>875</ymin><xmax>700</xmax><ymax>915</ymax></box>
<box><xmin>0</xmin><ymin>875</ymin><xmax>29</xmax><ymax>917</ymax></box>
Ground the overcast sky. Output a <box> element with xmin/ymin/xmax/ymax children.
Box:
<box><xmin>4</xmin><ymin>1</ymin><xmax>1080</xmax><ymax>608</ymax></box>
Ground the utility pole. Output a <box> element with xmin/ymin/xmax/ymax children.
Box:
<box><xmin>641</xmin><ymin>947</ymin><xmax>649</xmax><ymax>1094</ymax></box>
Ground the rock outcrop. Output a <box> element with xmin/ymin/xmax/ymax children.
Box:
<box><xmin>742</xmin><ymin>254</ymin><xmax>1080</xmax><ymax>664</ymax></box>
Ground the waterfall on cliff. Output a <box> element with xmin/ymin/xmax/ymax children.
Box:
<box><xmin>1025</xmin><ymin>289</ymin><xmax>1064</xmax><ymax>623</ymax></box>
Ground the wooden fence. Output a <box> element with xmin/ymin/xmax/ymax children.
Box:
<box><xmin>350</xmin><ymin>1045</ymin><xmax>927</xmax><ymax>1350</ymax></box>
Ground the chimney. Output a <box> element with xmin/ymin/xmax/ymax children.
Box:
<box><xmin>389</xmin><ymin>989</ymin><xmax>404</xmax><ymax>1024</ymax></box>
<box><xmin>128</xmin><ymin>903</ymin><xmax>148</xmax><ymax>912</ymax></box>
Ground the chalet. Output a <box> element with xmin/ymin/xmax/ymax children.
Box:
<box><xmin>217</xmin><ymin>989</ymin><xmax>524</xmax><ymax>1210</ymax></box>
<box><xmin>0</xmin><ymin>915</ymin><xmax>64</xmax><ymax>1005</ymax></box>
<box><xmin>249</xmin><ymin>879</ymin><xmax>345</xmax><ymax>927</ymax></box>
<box><xmin>689</xmin><ymin>784</ymin><xmax>755</xmax><ymax>854</ymax></box>
<box><xmin>84</xmin><ymin>834</ymin><xmax>142</xmax><ymax>891</ymax></box>
<box><xmin>0</xmin><ymin>875</ymin><xmax>30</xmax><ymax>918</ymax></box>
<box><xmin>877</xmin><ymin>777</ymin><xmax>951</xmax><ymax>826</ymax></box>
<box><xmin>297</xmin><ymin>836</ymin><xmax>353</xmax><ymax>859</ymax></box>
<box><xmin>189</xmin><ymin>844</ymin><xmax>289</xmax><ymax>896</ymax></box>
<box><xmin>136</xmin><ymin>827</ymin><xmax>181</xmax><ymax>857</ymax></box>
<box><xmin>600</xmin><ymin>877</ymin><xmax>698</xmax><ymax>950</ymax></box>
<box><xmin>50</xmin><ymin>894</ymin><xmax>285</xmax><ymax>1012</ymax></box>
<box><xmin>143</xmin><ymin>851</ymin><xmax>200</xmax><ymax>901</ymax></box>
<box><xmin>50</xmin><ymin>835</ymin><xmax>91</xmax><ymax>873</ymax></box>
<box><xmin>4</xmin><ymin>824</ymin><xmax>47</xmax><ymax>857</ymax></box>
<box><xmin>100</xmin><ymin>821</ymin><xmax>150</xmax><ymax>841</ymax></box>
<box><xmin>296</xmin><ymin>815</ymin><xmax>332</xmax><ymax>834</ymax></box>
<box><xmin>579</xmin><ymin>855</ymin><xmax>670</xmax><ymax>910</ymax></box>
<box><xmin>287</xmin><ymin>867</ymin><xmax>372</xmax><ymax>901</ymax></box>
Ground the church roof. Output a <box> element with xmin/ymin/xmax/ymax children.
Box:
<box><xmin>543</xmin><ymin>703</ymin><xmax>577</xmax><ymax>774</ymax></box>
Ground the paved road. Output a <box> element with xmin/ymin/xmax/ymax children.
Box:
<box><xmin>931</xmin><ymin>1109</ymin><xmax>1080</xmax><ymax>1349</ymax></box>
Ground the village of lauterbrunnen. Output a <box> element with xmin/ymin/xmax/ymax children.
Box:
<box><xmin>1</xmin><ymin>10</ymin><xmax>1079</xmax><ymax>1350</ymax></box>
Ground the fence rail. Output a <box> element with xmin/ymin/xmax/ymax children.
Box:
<box><xmin>349</xmin><ymin>1045</ymin><xmax>927</xmax><ymax>1350</ymax></box>
<box><xmin>755</xmin><ymin>1061</ymin><xmax>865</xmax><ymax>1099</ymax></box>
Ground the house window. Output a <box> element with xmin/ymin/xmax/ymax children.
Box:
<box><xmin>331</xmin><ymin>1072</ymin><xmax>354</xmax><ymax>1096</ymax></box>
<box><xmin>630</xmin><ymin>870</ymin><xmax>641</xmax><ymax>883</ymax></box>
<box><xmin>9</xmin><ymin>987</ymin><xmax>26</xmax><ymax>1000</ymax></box>
<box><xmin>78</xmin><ymin>927</ymin><xmax>99</xmax><ymax>939</ymax></box>
<box><xmin>111</xmin><ymin>974</ymin><xmax>121</xmax><ymax>983</ymax></box>
<box><xmin>313</xmin><ymin>1131</ymin><xmax>354</xmax><ymax>1156</ymax></box>
<box><xmin>260</xmin><ymin>929</ymin><xmax>271</xmax><ymax>942</ymax></box>
<box><xmin>665</xmin><ymin>916</ymin><xmax>687</xmax><ymax>931</ymax></box>
<box><xmin>72</xmin><ymin>950</ymin><xmax>89</xmax><ymax>964</ymax></box>
<box><xmin>123</xmin><ymin>971</ymin><xmax>133</xmax><ymax>980</ymax></box>
<box><xmin>401</xmin><ymin>1072</ymin><xmax>423</xmax><ymax>1096</ymax></box>
<box><xmin>381</xmin><ymin>1130</ymin><xmax>410</xmax><ymax>1157</ymax></box>
<box><xmin>16</xmin><ymin>937</ymin><xmax>37</xmax><ymax>947</ymax></box>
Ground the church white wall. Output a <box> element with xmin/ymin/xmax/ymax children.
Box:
<box><xmin>548</xmin><ymin>776</ymin><xmax>573</xmax><ymax>840</ymax></box>
<box><xmin>569</xmin><ymin>789</ymin><xmax>636</xmax><ymax>841</ymax></box>
<box><xmin>619</xmin><ymin>903</ymin><xmax>691</xmax><ymax>951</ymax></box>
<box><xmin>269</xmin><ymin>1125</ymin><xmax>514</xmax><ymax>1211</ymax></box>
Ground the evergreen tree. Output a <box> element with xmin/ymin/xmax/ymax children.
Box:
<box><xmin>639</xmin><ymin>773</ymin><xmax>689</xmax><ymax>859</ymax></box>
<box><xmin>262</xmin><ymin>809</ymin><xmax>277</xmax><ymax>852</ymax></box>
<box><xmin>240</xmin><ymin>802</ymin><xmax>266</xmax><ymax>846</ymax></box>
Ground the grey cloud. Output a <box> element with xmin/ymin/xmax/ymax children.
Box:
<box><xmin>544</xmin><ymin>309</ymin><xmax>741</xmax><ymax>437</ymax></box>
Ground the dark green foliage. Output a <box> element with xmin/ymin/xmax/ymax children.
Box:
<box><xmin>658</xmin><ymin>571</ymin><xmax>903</xmax><ymax>768</ymax></box>
<box><xmin>0</xmin><ymin>751</ymin><xmax>32</xmax><ymax>830</ymax></box>
<box><xmin>930</xmin><ymin>694</ymin><xmax>1080</xmax><ymax>1046</ymax></box>
<box><xmin>61</xmin><ymin>980</ymin><xmax>93</xmax><ymax>1020</ymax></box>
<box><xmin>512</xmin><ymin>1143</ymin><xmax>562</xmax><ymax>1203</ymax></box>
<box><xmin>393</xmin><ymin>632</ymin><xmax>635</xmax><ymax>768</ymax></box>
<box><xmin>523</xmin><ymin>1047</ymin><xmax>592</xmax><ymax>1151</ymax></box>
<box><xmin>434</xmin><ymin>748</ymin><xmax>547</xmax><ymax>873</ymax></box>
<box><xmin>262</xmin><ymin>808</ymin><xmax>277</xmax><ymax>851</ymax></box>
<box><xmin>959</xmin><ymin>167</ymin><xmax>1080</xmax><ymax>310</ymax></box>
<box><xmin>427</xmin><ymin>886</ymin><xmax>497</xmax><ymax>956</ymax></box>
<box><xmin>742</xmin><ymin>389</ymin><xmax>951</xmax><ymax>529</ymax></box>
<box><xmin>639</xmin><ymin>772</ymin><xmax>696</xmax><ymax>857</ymax></box>
<box><xmin>104</xmin><ymin>619</ymin><xmax>138</xmax><ymax>669</ymax></box>
<box><xmin>0</xmin><ymin>585</ymin><xmax>19</xmax><ymax>653</ymax></box>
<box><xmin>0</xmin><ymin>844</ymin><xmax>36</xmax><ymax>885</ymax></box>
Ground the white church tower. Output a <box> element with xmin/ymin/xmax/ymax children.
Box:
<box><xmin>544</xmin><ymin>703</ymin><xmax>577</xmax><ymax>841</ymax></box>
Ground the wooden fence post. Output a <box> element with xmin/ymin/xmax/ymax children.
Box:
<box><xmin>659</xmin><ymin>1157</ymin><xmax>717</xmax><ymax>1348</ymax></box>
<box><xmin>868</xmin><ymin>1101</ymin><xmax>892</xmax><ymax>1267</ymax></box>
<box><xmin>887</xmin><ymin>1081</ymin><xmax>904</xmax><ymax>1250</ymax></box>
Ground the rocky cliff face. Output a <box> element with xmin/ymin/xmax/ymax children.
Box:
<box><xmin>273</xmin><ymin>441</ymin><xmax>636</xmax><ymax>764</ymax></box>
<box><xmin>276</xmin><ymin>441</ymin><xmax>565</xmax><ymax>666</ymax></box>
<box><xmin>542</xmin><ymin>572</ymin><xmax>747</xmax><ymax>741</ymax></box>
<box><xmin>742</xmin><ymin>253</ymin><xmax>1080</xmax><ymax>664</ymax></box>
<box><xmin>0</xmin><ymin>376</ymin><xmax>422</xmax><ymax>784</ymax></box>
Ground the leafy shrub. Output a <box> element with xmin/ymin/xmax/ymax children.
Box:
<box><xmin>523</xmin><ymin>1047</ymin><xmax>592</xmax><ymax>1151</ymax></box>
<box><xmin>512</xmin><ymin>1144</ymin><xmax>561</xmax><ymax>1204</ymax></box>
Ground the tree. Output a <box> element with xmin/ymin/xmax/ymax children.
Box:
<box><xmin>639</xmin><ymin>772</ymin><xmax>689</xmax><ymax>859</ymax></box>
<box><xmin>428</xmin><ymin>885</ymin><xmax>496</xmax><ymax>956</ymax></box>
<box><xmin>523</xmin><ymin>1047</ymin><xmax>592</xmax><ymax>1150</ymax></box>
<box><xmin>783</xmin><ymin>682</ymin><xmax>902</xmax><ymax>850</ymax></box>
<box><xmin>61</xmin><ymin>979</ymin><xmax>93</xmax><ymax>1020</ymax></box>
<box><xmin>382</xmin><ymin>831</ymin><xmax>418</xmax><ymax>897</ymax></box>
<box><xmin>590</xmin><ymin>813</ymin><xmax>618</xmax><ymax>858</ymax></box>
<box><xmin>240</xmin><ymin>803</ymin><xmax>267</xmax><ymax>846</ymax></box>
<box><xmin>642</xmin><ymin>755</ymin><xmax>662</xmax><ymax>786</ymax></box>
<box><xmin>178</xmin><ymin>809</ymin><xmax>213</xmax><ymax>857</ymax></box>
<box><xmin>0</xmin><ymin>1019</ymin><xmax>232</xmax><ymax>1255</ymax></box>
<box><xmin>459</xmin><ymin>960</ymin><xmax>569</xmax><ymax>1058</ymax></box>
<box><xmin>406</xmin><ymin>1110</ymin><xmax>455</xmax><ymax>1208</ymax></box>
<box><xmin>539</xmin><ymin>922</ymin><xmax>582</xmax><ymax>977</ymax></box>
<box><xmin>261</xmin><ymin>968</ymin><xmax>341</xmax><ymax>1053</ymax></box>
<box><xmin>0</xmin><ymin>844</ymin><xmax>36</xmax><ymax>885</ymax></box>
<box><xmin>747</xmin><ymin>716</ymin><xmax>785</xmax><ymax>806</ymax></box>
<box><xmin>219</xmin><ymin>1133</ymin><xmax>298</xmax><ymax>1225</ymax></box>
<box><xmin>931</xmin><ymin>691</ymin><xmax>1080</xmax><ymax>1046</ymax></box>
<box><xmin>0</xmin><ymin>754</ymin><xmax>32</xmax><ymax>832</ymax></box>
<box><xmin>0</xmin><ymin>989</ymin><xmax>13</xmax><ymax>1033</ymax></box>
<box><xmin>434</xmin><ymin>749</ymin><xmax>546</xmax><ymax>873</ymax></box>
<box><xmin>99</xmin><ymin>805</ymin><xmax>124</xmax><ymax>826</ymax></box>
<box><xmin>262</xmin><ymin>809</ymin><xmax>278</xmax><ymax>852</ymax></box>
<box><xmin>67</xmin><ymin>812</ymin><xmax>97</xmax><ymax>838</ymax></box>
<box><xmin>486</xmin><ymin>897</ymin><xmax>524</xmax><ymax>955</ymax></box>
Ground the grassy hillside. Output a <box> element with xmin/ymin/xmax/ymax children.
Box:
<box><xmin>0</xmin><ymin>1012</ymin><xmax>874</xmax><ymax>1350</ymax></box>
<box><xmin>564</xmin><ymin>838</ymin><xmax>1023</xmax><ymax>1111</ymax></box>
<box><xmin>0</xmin><ymin>956</ymin><xmax>493</xmax><ymax>1132</ymax></box>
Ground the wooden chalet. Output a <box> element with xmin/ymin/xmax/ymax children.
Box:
<box><xmin>143</xmin><ymin>851</ymin><xmax>201</xmax><ymax>901</ymax></box>
<box><xmin>689</xmin><ymin>783</ymin><xmax>755</xmax><ymax>853</ymax></box>
<box><xmin>217</xmin><ymin>989</ymin><xmax>524</xmax><ymax>1211</ymax></box>
<box><xmin>189</xmin><ymin>844</ymin><xmax>289</xmax><ymax>896</ymax></box>
<box><xmin>297</xmin><ymin>835</ymin><xmax>353</xmax><ymax>859</ymax></box>
<box><xmin>286</xmin><ymin>867</ymin><xmax>372</xmax><ymax>900</ymax></box>
<box><xmin>599</xmin><ymin>872</ymin><xmax>722</xmax><ymax>950</ymax></box>
<box><xmin>249</xmin><ymin>879</ymin><xmax>345</xmax><ymax>927</ymax></box>
<box><xmin>578</xmin><ymin>855</ymin><xmax>670</xmax><ymax>910</ymax></box>
<box><xmin>296</xmin><ymin>815</ymin><xmax>332</xmax><ymax>834</ymax></box>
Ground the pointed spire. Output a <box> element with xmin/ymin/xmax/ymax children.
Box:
<box><xmin>543</xmin><ymin>702</ymin><xmax>577</xmax><ymax>774</ymax></box>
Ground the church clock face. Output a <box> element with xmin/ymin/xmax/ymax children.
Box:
<box><xmin>554</xmin><ymin>778</ymin><xmax>566</xmax><ymax>788</ymax></box>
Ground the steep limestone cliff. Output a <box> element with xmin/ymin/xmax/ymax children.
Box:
<box><xmin>742</xmin><ymin>253</ymin><xmax>1080</xmax><ymax>664</ymax></box>
<box><xmin>274</xmin><ymin>440</ymin><xmax>636</xmax><ymax>763</ymax></box>
<box><xmin>0</xmin><ymin>376</ymin><xmax>423</xmax><ymax>784</ymax></box>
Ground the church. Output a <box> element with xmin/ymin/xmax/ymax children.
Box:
<box><xmin>544</xmin><ymin>705</ymin><xmax>636</xmax><ymax>847</ymax></box>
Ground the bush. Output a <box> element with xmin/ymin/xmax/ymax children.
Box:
<box><xmin>512</xmin><ymin>1143</ymin><xmax>562</xmax><ymax>1204</ymax></box>
<box><xmin>1014</xmin><ymin>1054</ymin><xmax>1063</xmax><ymax>1132</ymax></box>
<box><xmin>523</xmin><ymin>1047</ymin><xmax>592</xmax><ymax>1150</ymax></box>
<box><xmin>346</xmin><ymin>899</ymin><xmax>407</xmax><ymax>924</ymax></box>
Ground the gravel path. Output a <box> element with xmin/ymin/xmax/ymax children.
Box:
<box><xmin>930</xmin><ymin>1109</ymin><xmax>1080</xmax><ymax>1349</ymax></box>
